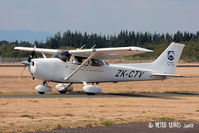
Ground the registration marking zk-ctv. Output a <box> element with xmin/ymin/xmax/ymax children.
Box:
<box><xmin>115</xmin><ymin>70</ymin><xmax>145</xmax><ymax>78</ymax></box>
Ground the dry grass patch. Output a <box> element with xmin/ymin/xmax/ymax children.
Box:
<box><xmin>20</xmin><ymin>114</ymin><xmax>34</xmax><ymax>119</ymax></box>
<box><xmin>0</xmin><ymin>96</ymin><xmax>199</xmax><ymax>132</ymax></box>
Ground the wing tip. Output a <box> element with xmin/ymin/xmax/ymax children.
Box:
<box><xmin>14</xmin><ymin>47</ymin><xmax>20</xmax><ymax>50</ymax></box>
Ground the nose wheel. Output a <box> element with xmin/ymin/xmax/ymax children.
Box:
<box><xmin>38</xmin><ymin>92</ymin><xmax>45</xmax><ymax>94</ymax></box>
<box><xmin>35</xmin><ymin>81</ymin><xmax>52</xmax><ymax>95</ymax></box>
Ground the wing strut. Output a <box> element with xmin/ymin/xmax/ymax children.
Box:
<box><xmin>65</xmin><ymin>50</ymin><xmax>96</xmax><ymax>81</ymax></box>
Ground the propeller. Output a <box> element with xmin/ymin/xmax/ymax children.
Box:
<box><xmin>28</xmin><ymin>44</ymin><xmax>36</xmax><ymax>62</ymax></box>
<box><xmin>18</xmin><ymin>44</ymin><xmax>36</xmax><ymax>79</ymax></box>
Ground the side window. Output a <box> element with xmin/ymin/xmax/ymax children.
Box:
<box><xmin>71</xmin><ymin>56</ymin><xmax>83</xmax><ymax>65</ymax></box>
<box><xmin>72</xmin><ymin>56</ymin><xmax>90</xmax><ymax>66</ymax></box>
<box><xmin>82</xmin><ymin>58</ymin><xmax>90</xmax><ymax>66</ymax></box>
<box><xmin>71</xmin><ymin>57</ymin><xmax>104</xmax><ymax>67</ymax></box>
<box><xmin>91</xmin><ymin>59</ymin><xmax>104</xmax><ymax>66</ymax></box>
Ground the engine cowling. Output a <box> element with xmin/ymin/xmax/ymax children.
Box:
<box><xmin>55</xmin><ymin>83</ymin><xmax>73</xmax><ymax>92</ymax></box>
<box><xmin>35</xmin><ymin>85</ymin><xmax>52</xmax><ymax>94</ymax></box>
<box><xmin>83</xmin><ymin>85</ymin><xmax>101</xmax><ymax>95</ymax></box>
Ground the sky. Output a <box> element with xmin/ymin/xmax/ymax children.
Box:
<box><xmin>0</xmin><ymin>0</ymin><xmax>199</xmax><ymax>35</ymax></box>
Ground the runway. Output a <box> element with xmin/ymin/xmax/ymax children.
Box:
<box><xmin>27</xmin><ymin>122</ymin><xmax>199</xmax><ymax>133</ymax></box>
<box><xmin>1</xmin><ymin>92</ymin><xmax>198</xmax><ymax>99</ymax></box>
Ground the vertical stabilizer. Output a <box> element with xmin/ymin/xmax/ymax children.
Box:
<box><xmin>152</xmin><ymin>42</ymin><xmax>185</xmax><ymax>74</ymax></box>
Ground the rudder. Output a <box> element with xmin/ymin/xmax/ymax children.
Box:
<box><xmin>152</xmin><ymin>42</ymin><xmax>185</xmax><ymax>74</ymax></box>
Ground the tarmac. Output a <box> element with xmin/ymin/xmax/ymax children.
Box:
<box><xmin>0</xmin><ymin>92</ymin><xmax>199</xmax><ymax>99</ymax></box>
<box><xmin>25</xmin><ymin>121</ymin><xmax>199</xmax><ymax>133</ymax></box>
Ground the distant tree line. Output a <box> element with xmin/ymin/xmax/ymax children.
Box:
<box><xmin>0</xmin><ymin>30</ymin><xmax>199</xmax><ymax>62</ymax></box>
<box><xmin>41</xmin><ymin>30</ymin><xmax>199</xmax><ymax>48</ymax></box>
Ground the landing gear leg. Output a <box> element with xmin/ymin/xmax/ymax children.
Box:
<box><xmin>43</xmin><ymin>81</ymin><xmax>47</xmax><ymax>85</ymax></box>
<box><xmin>58</xmin><ymin>83</ymin><xmax>73</xmax><ymax>94</ymax></box>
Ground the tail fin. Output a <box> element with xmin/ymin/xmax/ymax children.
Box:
<box><xmin>152</xmin><ymin>42</ymin><xmax>185</xmax><ymax>74</ymax></box>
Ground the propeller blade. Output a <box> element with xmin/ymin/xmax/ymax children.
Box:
<box><xmin>18</xmin><ymin>66</ymin><xmax>27</xmax><ymax>79</ymax></box>
<box><xmin>22</xmin><ymin>61</ymin><xmax>30</xmax><ymax>66</ymax></box>
<box><xmin>27</xmin><ymin>44</ymin><xmax>36</xmax><ymax>62</ymax></box>
<box><xmin>28</xmin><ymin>50</ymin><xmax>35</xmax><ymax>62</ymax></box>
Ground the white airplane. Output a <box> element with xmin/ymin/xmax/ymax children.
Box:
<box><xmin>14</xmin><ymin>42</ymin><xmax>185</xmax><ymax>95</ymax></box>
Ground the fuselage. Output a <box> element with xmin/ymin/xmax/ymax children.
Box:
<box><xmin>29</xmin><ymin>58</ymin><xmax>162</xmax><ymax>83</ymax></box>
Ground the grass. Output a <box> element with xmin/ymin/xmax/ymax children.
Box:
<box><xmin>1</xmin><ymin>102</ymin><xmax>9</xmax><ymax>105</ymax></box>
<box><xmin>159</xmin><ymin>117</ymin><xmax>175</xmax><ymax>121</ymax></box>
<box><xmin>99</xmin><ymin>118</ymin><xmax>105</xmax><ymax>121</ymax></box>
<box><xmin>152</xmin><ymin>117</ymin><xmax>175</xmax><ymax>121</ymax></box>
<box><xmin>56</xmin><ymin>124</ymin><xmax>62</xmax><ymax>129</ymax></box>
<box><xmin>65</xmin><ymin>113</ymin><xmax>74</xmax><ymax>117</ymax></box>
<box><xmin>20</xmin><ymin>114</ymin><xmax>34</xmax><ymax>119</ymax></box>
<box><xmin>178</xmin><ymin>91</ymin><xmax>196</xmax><ymax>94</ymax></box>
<box><xmin>116</xmin><ymin>118</ymin><xmax>125</xmax><ymax>121</ymax></box>
<box><xmin>101</xmin><ymin>121</ymin><xmax>114</xmax><ymax>126</ymax></box>
<box><xmin>125</xmin><ymin>56</ymin><xmax>147</xmax><ymax>61</ymax></box>
<box><xmin>9</xmin><ymin>123</ymin><xmax>14</xmax><ymax>126</ymax></box>
<box><xmin>166</xmin><ymin>91</ymin><xmax>196</xmax><ymax>94</ymax></box>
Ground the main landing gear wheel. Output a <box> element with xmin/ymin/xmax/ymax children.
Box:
<box><xmin>59</xmin><ymin>91</ymin><xmax>67</xmax><ymax>94</ymax></box>
<box><xmin>85</xmin><ymin>92</ymin><xmax>96</xmax><ymax>95</ymax></box>
<box><xmin>38</xmin><ymin>92</ymin><xmax>45</xmax><ymax>94</ymax></box>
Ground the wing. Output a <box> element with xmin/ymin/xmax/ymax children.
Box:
<box><xmin>69</xmin><ymin>46</ymin><xmax>153</xmax><ymax>59</ymax></box>
<box><xmin>14</xmin><ymin>46</ymin><xmax>152</xmax><ymax>59</ymax></box>
<box><xmin>14</xmin><ymin>47</ymin><xmax>58</xmax><ymax>54</ymax></box>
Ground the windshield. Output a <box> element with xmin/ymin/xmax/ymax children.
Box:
<box><xmin>51</xmin><ymin>50</ymin><xmax>71</xmax><ymax>62</ymax></box>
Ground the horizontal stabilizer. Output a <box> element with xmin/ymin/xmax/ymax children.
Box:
<box><xmin>152</xmin><ymin>73</ymin><xmax>186</xmax><ymax>78</ymax></box>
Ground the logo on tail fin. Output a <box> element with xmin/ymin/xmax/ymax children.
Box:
<box><xmin>168</xmin><ymin>51</ymin><xmax>175</xmax><ymax>61</ymax></box>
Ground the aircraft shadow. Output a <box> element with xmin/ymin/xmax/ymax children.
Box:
<box><xmin>166</xmin><ymin>92</ymin><xmax>199</xmax><ymax>96</ymax></box>
<box><xmin>0</xmin><ymin>92</ymin><xmax>196</xmax><ymax>99</ymax></box>
<box><xmin>102</xmin><ymin>93</ymin><xmax>182</xmax><ymax>100</ymax></box>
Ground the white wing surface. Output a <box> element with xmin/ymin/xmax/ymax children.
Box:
<box><xmin>14</xmin><ymin>46</ymin><xmax>152</xmax><ymax>59</ymax></box>
<box><xmin>14</xmin><ymin>47</ymin><xmax>58</xmax><ymax>54</ymax></box>
<box><xmin>69</xmin><ymin>46</ymin><xmax>152</xmax><ymax>59</ymax></box>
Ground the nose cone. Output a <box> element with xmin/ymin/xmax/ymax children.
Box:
<box><xmin>29</xmin><ymin>60</ymin><xmax>37</xmax><ymax>76</ymax></box>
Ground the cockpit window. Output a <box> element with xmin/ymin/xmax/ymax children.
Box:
<box><xmin>51</xmin><ymin>50</ymin><xmax>71</xmax><ymax>62</ymax></box>
<box><xmin>72</xmin><ymin>56</ymin><xmax>104</xmax><ymax>67</ymax></box>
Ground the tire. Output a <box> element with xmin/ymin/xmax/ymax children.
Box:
<box><xmin>59</xmin><ymin>91</ymin><xmax>67</xmax><ymax>94</ymax></box>
<box><xmin>85</xmin><ymin>92</ymin><xmax>96</xmax><ymax>95</ymax></box>
<box><xmin>38</xmin><ymin>92</ymin><xmax>45</xmax><ymax>94</ymax></box>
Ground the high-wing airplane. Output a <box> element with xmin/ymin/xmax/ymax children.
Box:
<box><xmin>14</xmin><ymin>42</ymin><xmax>185</xmax><ymax>95</ymax></box>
